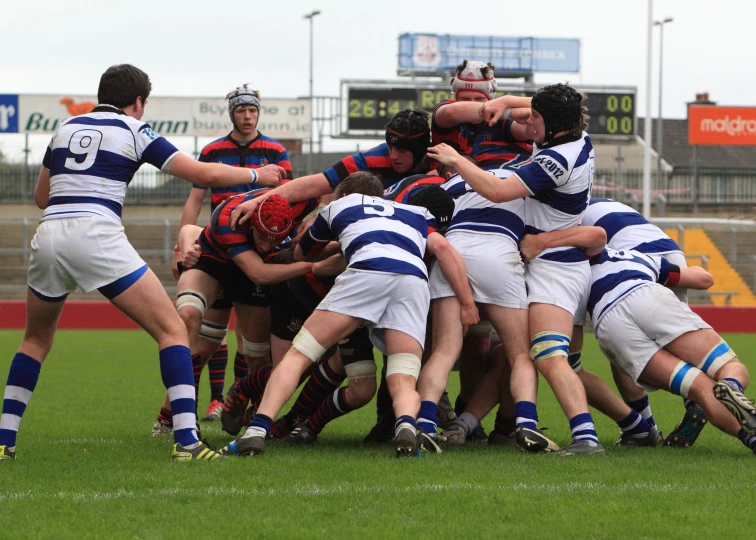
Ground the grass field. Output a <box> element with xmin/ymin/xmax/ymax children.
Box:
<box><xmin>0</xmin><ymin>330</ymin><xmax>754</xmax><ymax>539</ymax></box>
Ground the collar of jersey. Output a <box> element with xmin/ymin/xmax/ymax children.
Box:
<box><xmin>93</xmin><ymin>104</ymin><xmax>126</xmax><ymax>115</ymax></box>
<box><xmin>536</xmin><ymin>131</ymin><xmax>581</xmax><ymax>150</ymax></box>
<box><xmin>226</xmin><ymin>131</ymin><xmax>263</xmax><ymax>147</ymax></box>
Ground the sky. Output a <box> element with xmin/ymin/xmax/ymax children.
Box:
<box><xmin>2</xmin><ymin>0</ymin><xmax>755</xmax><ymax>157</ymax></box>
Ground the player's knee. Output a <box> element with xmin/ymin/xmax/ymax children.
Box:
<box><xmin>199</xmin><ymin>320</ymin><xmax>227</xmax><ymax>344</ymax></box>
<box><xmin>242</xmin><ymin>337</ymin><xmax>270</xmax><ymax>358</ymax></box>
<box><xmin>668</xmin><ymin>361</ymin><xmax>703</xmax><ymax>399</ymax></box>
<box><xmin>530</xmin><ymin>331</ymin><xmax>570</xmax><ymax>364</ymax></box>
<box><xmin>386</xmin><ymin>353</ymin><xmax>421</xmax><ymax>380</ymax></box>
<box><xmin>699</xmin><ymin>339</ymin><xmax>737</xmax><ymax>378</ymax></box>
<box><xmin>345</xmin><ymin>366</ymin><xmax>377</xmax><ymax>407</ymax></box>
<box><xmin>176</xmin><ymin>290</ymin><xmax>208</xmax><ymax>317</ymax></box>
<box><xmin>568</xmin><ymin>350</ymin><xmax>583</xmax><ymax>373</ymax></box>
<box><xmin>292</xmin><ymin>327</ymin><xmax>327</xmax><ymax>363</ymax></box>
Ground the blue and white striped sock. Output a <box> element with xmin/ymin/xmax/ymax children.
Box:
<box><xmin>514</xmin><ymin>401</ymin><xmax>538</xmax><ymax>431</ymax></box>
<box><xmin>246</xmin><ymin>413</ymin><xmax>272</xmax><ymax>438</ymax></box>
<box><xmin>395</xmin><ymin>415</ymin><xmax>417</xmax><ymax>437</ymax></box>
<box><xmin>416</xmin><ymin>401</ymin><xmax>438</xmax><ymax>436</ymax></box>
<box><xmin>723</xmin><ymin>378</ymin><xmax>744</xmax><ymax>393</ymax></box>
<box><xmin>569</xmin><ymin>413</ymin><xmax>599</xmax><ymax>446</ymax></box>
<box><xmin>627</xmin><ymin>395</ymin><xmax>656</xmax><ymax>427</ymax></box>
<box><xmin>159</xmin><ymin>345</ymin><xmax>199</xmax><ymax>447</ymax></box>
<box><xmin>617</xmin><ymin>410</ymin><xmax>650</xmax><ymax>436</ymax></box>
<box><xmin>0</xmin><ymin>353</ymin><xmax>41</xmax><ymax>451</ymax></box>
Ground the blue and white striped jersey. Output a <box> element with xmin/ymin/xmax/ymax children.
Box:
<box><xmin>582</xmin><ymin>198</ymin><xmax>681</xmax><ymax>255</ymax></box>
<box><xmin>441</xmin><ymin>169</ymin><xmax>525</xmax><ymax>249</ymax></box>
<box><xmin>517</xmin><ymin>132</ymin><xmax>595</xmax><ymax>263</ymax></box>
<box><xmin>40</xmin><ymin>106</ymin><xmax>179</xmax><ymax>223</ymax></box>
<box><xmin>307</xmin><ymin>193</ymin><xmax>437</xmax><ymax>281</ymax></box>
<box><xmin>588</xmin><ymin>248</ymin><xmax>676</xmax><ymax>328</ymax></box>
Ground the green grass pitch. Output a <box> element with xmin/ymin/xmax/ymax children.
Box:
<box><xmin>0</xmin><ymin>330</ymin><xmax>754</xmax><ymax>538</ymax></box>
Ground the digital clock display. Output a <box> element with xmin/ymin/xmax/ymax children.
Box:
<box><xmin>347</xmin><ymin>86</ymin><xmax>635</xmax><ymax>139</ymax></box>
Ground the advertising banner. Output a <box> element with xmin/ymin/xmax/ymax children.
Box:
<box><xmin>688</xmin><ymin>106</ymin><xmax>756</xmax><ymax>146</ymax></box>
<box><xmin>398</xmin><ymin>34</ymin><xmax>580</xmax><ymax>74</ymax></box>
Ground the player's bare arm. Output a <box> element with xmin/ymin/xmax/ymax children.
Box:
<box><xmin>519</xmin><ymin>226</ymin><xmax>608</xmax><ymax>263</ymax></box>
<box><xmin>482</xmin><ymin>95</ymin><xmax>532</xmax><ymax>126</ymax></box>
<box><xmin>233</xmin><ymin>250</ymin><xmax>313</xmax><ymax>286</ymax></box>
<box><xmin>312</xmin><ymin>253</ymin><xmax>347</xmax><ymax>276</ymax></box>
<box><xmin>34</xmin><ymin>167</ymin><xmax>51</xmax><ymax>209</ymax></box>
<box><xmin>434</xmin><ymin>101</ymin><xmax>488</xmax><ymax>128</ymax></box>
<box><xmin>677</xmin><ymin>266</ymin><xmax>714</xmax><ymax>290</ymax></box>
<box><xmin>166</xmin><ymin>153</ymin><xmax>285</xmax><ymax>189</ymax></box>
<box><xmin>173</xmin><ymin>188</ymin><xmax>206</xmax><ymax>278</ymax></box>
<box><xmin>427</xmin><ymin>143</ymin><xmax>530</xmax><ymax>203</ymax></box>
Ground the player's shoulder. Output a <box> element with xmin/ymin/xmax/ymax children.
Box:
<box><xmin>362</xmin><ymin>143</ymin><xmax>390</xmax><ymax>157</ymax></box>
<box><xmin>256</xmin><ymin>133</ymin><xmax>287</xmax><ymax>149</ymax></box>
<box><xmin>201</xmin><ymin>135</ymin><xmax>233</xmax><ymax>154</ymax></box>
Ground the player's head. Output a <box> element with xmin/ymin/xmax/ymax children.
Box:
<box><xmin>226</xmin><ymin>84</ymin><xmax>261</xmax><ymax>138</ymax></box>
<box><xmin>408</xmin><ymin>185</ymin><xmax>454</xmax><ymax>233</ymax></box>
<box><xmin>334</xmin><ymin>172</ymin><xmax>384</xmax><ymax>199</ymax></box>
<box><xmin>248</xmin><ymin>194</ymin><xmax>294</xmax><ymax>252</ymax></box>
<box><xmin>529</xmin><ymin>83</ymin><xmax>587</xmax><ymax>144</ymax></box>
<box><xmin>97</xmin><ymin>64</ymin><xmax>151</xmax><ymax>119</ymax></box>
<box><xmin>450</xmin><ymin>60</ymin><xmax>497</xmax><ymax>103</ymax></box>
<box><xmin>438</xmin><ymin>154</ymin><xmax>478</xmax><ymax>179</ymax></box>
<box><xmin>385</xmin><ymin>109</ymin><xmax>431</xmax><ymax>174</ymax></box>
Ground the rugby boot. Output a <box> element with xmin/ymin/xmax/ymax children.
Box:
<box><xmin>201</xmin><ymin>399</ymin><xmax>223</xmax><ymax>422</ymax></box>
<box><xmin>488</xmin><ymin>429</ymin><xmax>517</xmax><ymax>446</ymax></box>
<box><xmin>437</xmin><ymin>392</ymin><xmax>457</xmax><ymax>429</ymax></box>
<box><xmin>151</xmin><ymin>418</ymin><xmax>173</xmax><ymax>436</ymax></box>
<box><xmin>269</xmin><ymin>414</ymin><xmax>301</xmax><ymax>440</ymax></box>
<box><xmin>515</xmin><ymin>426</ymin><xmax>560</xmax><ymax>453</ymax></box>
<box><xmin>395</xmin><ymin>426</ymin><xmax>420</xmax><ymax>458</ymax></box>
<box><xmin>553</xmin><ymin>440</ymin><xmax>606</xmax><ymax>456</ymax></box>
<box><xmin>469</xmin><ymin>424</ymin><xmax>488</xmax><ymax>442</ymax></box>
<box><xmin>221</xmin><ymin>380</ymin><xmax>249</xmax><ymax>436</ymax></box>
<box><xmin>0</xmin><ymin>446</ymin><xmax>16</xmax><ymax>460</ymax></box>
<box><xmin>364</xmin><ymin>413</ymin><xmax>396</xmax><ymax>443</ymax></box>
<box><xmin>282</xmin><ymin>423</ymin><xmax>319</xmax><ymax>446</ymax></box>
<box><xmin>714</xmin><ymin>382</ymin><xmax>756</xmax><ymax>431</ymax></box>
<box><xmin>172</xmin><ymin>441</ymin><xmax>224</xmax><ymax>461</ymax></box>
<box><xmin>439</xmin><ymin>425</ymin><xmax>467</xmax><ymax>447</ymax></box>
<box><xmin>221</xmin><ymin>431</ymin><xmax>265</xmax><ymax>457</ymax></box>
<box><xmin>615</xmin><ymin>424</ymin><xmax>664</xmax><ymax>447</ymax></box>
<box><xmin>417</xmin><ymin>428</ymin><xmax>443</xmax><ymax>454</ymax></box>
<box><xmin>664</xmin><ymin>406</ymin><xmax>707</xmax><ymax>448</ymax></box>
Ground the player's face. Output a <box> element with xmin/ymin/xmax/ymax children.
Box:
<box><xmin>233</xmin><ymin>105</ymin><xmax>259</xmax><ymax>137</ymax></box>
<box><xmin>455</xmin><ymin>91</ymin><xmax>488</xmax><ymax>103</ymax></box>
<box><xmin>388</xmin><ymin>145</ymin><xmax>414</xmax><ymax>174</ymax></box>
<box><xmin>527</xmin><ymin>109</ymin><xmax>546</xmax><ymax>143</ymax></box>
<box><xmin>252</xmin><ymin>229</ymin><xmax>279</xmax><ymax>253</ymax></box>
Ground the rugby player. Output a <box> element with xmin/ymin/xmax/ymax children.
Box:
<box><xmin>429</xmin><ymin>83</ymin><xmax>604</xmax><ymax>455</ymax></box>
<box><xmin>0</xmin><ymin>64</ymin><xmax>286</xmax><ymax>461</ymax></box>
<box><xmin>220</xmin><ymin>172</ymin><xmax>478</xmax><ymax>457</ymax></box>
<box><xmin>170</xmin><ymin>84</ymin><xmax>294</xmax><ymax>423</ymax></box>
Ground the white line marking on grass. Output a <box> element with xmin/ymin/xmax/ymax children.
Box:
<box><xmin>1</xmin><ymin>481</ymin><xmax>753</xmax><ymax>502</ymax></box>
<box><xmin>51</xmin><ymin>438</ymin><xmax>126</xmax><ymax>445</ymax></box>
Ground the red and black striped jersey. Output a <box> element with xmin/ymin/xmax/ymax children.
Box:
<box><xmin>323</xmin><ymin>143</ymin><xmax>431</xmax><ymax>191</ymax></box>
<box><xmin>383</xmin><ymin>174</ymin><xmax>445</xmax><ymax>204</ymax></box>
<box><xmin>193</xmin><ymin>132</ymin><xmax>293</xmax><ymax>211</ymax></box>
<box><xmin>198</xmin><ymin>188</ymin><xmax>317</xmax><ymax>263</ymax></box>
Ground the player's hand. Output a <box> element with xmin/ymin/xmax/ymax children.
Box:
<box><xmin>482</xmin><ymin>97</ymin><xmax>510</xmax><ymax>126</ymax></box>
<box><xmin>230</xmin><ymin>197</ymin><xmax>261</xmax><ymax>230</ymax></box>
<box><xmin>256</xmin><ymin>164</ymin><xmax>287</xmax><ymax>187</ymax></box>
<box><xmin>182</xmin><ymin>243</ymin><xmax>202</xmax><ymax>269</ymax></box>
<box><xmin>171</xmin><ymin>251</ymin><xmax>183</xmax><ymax>280</ymax></box>
<box><xmin>426</xmin><ymin>143</ymin><xmax>461</xmax><ymax>166</ymax></box>
<box><xmin>519</xmin><ymin>234</ymin><xmax>544</xmax><ymax>263</ymax></box>
<box><xmin>460</xmin><ymin>302</ymin><xmax>480</xmax><ymax>336</ymax></box>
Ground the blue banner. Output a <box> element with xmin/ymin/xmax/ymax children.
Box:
<box><xmin>0</xmin><ymin>94</ymin><xmax>19</xmax><ymax>133</ymax></box>
<box><xmin>398</xmin><ymin>34</ymin><xmax>580</xmax><ymax>73</ymax></box>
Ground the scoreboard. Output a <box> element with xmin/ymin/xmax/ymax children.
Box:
<box><xmin>345</xmin><ymin>84</ymin><xmax>636</xmax><ymax>141</ymax></box>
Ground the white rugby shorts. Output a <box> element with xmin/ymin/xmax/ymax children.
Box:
<box><xmin>27</xmin><ymin>217</ymin><xmax>147</xmax><ymax>300</ymax></box>
<box><xmin>429</xmin><ymin>231</ymin><xmax>527</xmax><ymax>309</ymax></box>
<box><xmin>316</xmin><ymin>268</ymin><xmax>430</xmax><ymax>353</ymax></box>
<box><xmin>525</xmin><ymin>257</ymin><xmax>590</xmax><ymax>316</ymax></box>
<box><xmin>594</xmin><ymin>284</ymin><xmax>710</xmax><ymax>385</ymax></box>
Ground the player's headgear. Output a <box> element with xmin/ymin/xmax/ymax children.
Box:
<box><xmin>225</xmin><ymin>84</ymin><xmax>261</xmax><ymax>122</ymax></box>
<box><xmin>385</xmin><ymin>109</ymin><xmax>431</xmax><ymax>168</ymax></box>
<box><xmin>250</xmin><ymin>195</ymin><xmax>294</xmax><ymax>242</ymax></box>
<box><xmin>408</xmin><ymin>185</ymin><xmax>455</xmax><ymax>233</ymax></box>
<box><xmin>451</xmin><ymin>60</ymin><xmax>497</xmax><ymax>100</ymax></box>
<box><xmin>530</xmin><ymin>83</ymin><xmax>583</xmax><ymax>141</ymax></box>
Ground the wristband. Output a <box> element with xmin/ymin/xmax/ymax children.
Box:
<box><xmin>249</xmin><ymin>167</ymin><xmax>259</xmax><ymax>185</ymax></box>
<box><xmin>503</xmin><ymin>108</ymin><xmax>511</xmax><ymax>120</ymax></box>
<box><xmin>174</xmin><ymin>242</ymin><xmax>180</xmax><ymax>254</ymax></box>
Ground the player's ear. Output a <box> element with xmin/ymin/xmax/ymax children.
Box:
<box><xmin>445</xmin><ymin>172</ymin><xmax>452</xmax><ymax>180</ymax></box>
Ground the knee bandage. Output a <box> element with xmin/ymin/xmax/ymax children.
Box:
<box><xmin>568</xmin><ymin>351</ymin><xmax>583</xmax><ymax>373</ymax></box>
<box><xmin>386</xmin><ymin>353</ymin><xmax>421</xmax><ymax>379</ymax></box>
<box><xmin>292</xmin><ymin>327</ymin><xmax>327</xmax><ymax>363</ymax></box>
<box><xmin>530</xmin><ymin>332</ymin><xmax>570</xmax><ymax>363</ymax></box>
<box><xmin>344</xmin><ymin>360</ymin><xmax>377</xmax><ymax>381</ymax></box>
<box><xmin>669</xmin><ymin>362</ymin><xmax>702</xmax><ymax>398</ymax></box>
<box><xmin>242</xmin><ymin>337</ymin><xmax>270</xmax><ymax>358</ymax></box>
<box><xmin>199</xmin><ymin>320</ymin><xmax>227</xmax><ymax>343</ymax></box>
<box><xmin>698</xmin><ymin>340</ymin><xmax>736</xmax><ymax>378</ymax></box>
<box><xmin>175</xmin><ymin>290</ymin><xmax>208</xmax><ymax>316</ymax></box>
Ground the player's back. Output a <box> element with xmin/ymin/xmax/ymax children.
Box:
<box><xmin>583</xmin><ymin>198</ymin><xmax>681</xmax><ymax>255</ymax></box>
<box><xmin>41</xmin><ymin>107</ymin><xmax>177</xmax><ymax>223</ymax></box>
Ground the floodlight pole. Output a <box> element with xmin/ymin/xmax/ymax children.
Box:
<box><xmin>655</xmin><ymin>17</ymin><xmax>674</xmax><ymax>193</ymax></box>
<box><xmin>642</xmin><ymin>0</ymin><xmax>654</xmax><ymax>218</ymax></box>
<box><xmin>304</xmin><ymin>9</ymin><xmax>321</xmax><ymax>175</ymax></box>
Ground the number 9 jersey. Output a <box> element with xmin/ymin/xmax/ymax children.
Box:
<box><xmin>40</xmin><ymin>105</ymin><xmax>180</xmax><ymax>223</ymax></box>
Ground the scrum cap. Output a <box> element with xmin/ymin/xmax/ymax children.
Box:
<box><xmin>451</xmin><ymin>60</ymin><xmax>497</xmax><ymax>100</ymax></box>
<box><xmin>530</xmin><ymin>83</ymin><xmax>583</xmax><ymax>141</ymax></box>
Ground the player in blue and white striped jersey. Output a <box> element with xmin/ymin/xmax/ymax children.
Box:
<box><xmin>588</xmin><ymin>248</ymin><xmax>756</xmax><ymax>456</ymax></box>
<box><xmin>221</xmin><ymin>172</ymin><xmax>478</xmax><ymax>458</ymax></box>
<box><xmin>429</xmin><ymin>83</ymin><xmax>602</xmax><ymax>455</ymax></box>
<box><xmin>0</xmin><ymin>64</ymin><xmax>287</xmax><ymax>463</ymax></box>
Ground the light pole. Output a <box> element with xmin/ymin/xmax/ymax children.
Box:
<box><xmin>642</xmin><ymin>0</ymin><xmax>653</xmax><ymax>218</ymax></box>
<box><xmin>304</xmin><ymin>9</ymin><xmax>321</xmax><ymax>175</ymax></box>
<box><xmin>654</xmin><ymin>17</ymin><xmax>673</xmax><ymax>193</ymax></box>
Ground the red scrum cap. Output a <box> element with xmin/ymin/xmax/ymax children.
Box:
<box><xmin>251</xmin><ymin>195</ymin><xmax>294</xmax><ymax>241</ymax></box>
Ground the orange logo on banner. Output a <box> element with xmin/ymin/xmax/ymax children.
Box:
<box><xmin>688</xmin><ymin>106</ymin><xmax>756</xmax><ymax>145</ymax></box>
<box><xmin>59</xmin><ymin>97</ymin><xmax>96</xmax><ymax>117</ymax></box>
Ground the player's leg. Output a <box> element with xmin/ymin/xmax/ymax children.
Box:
<box><xmin>384</xmin><ymin>329</ymin><xmax>424</xmax><ymax>458</ymax></box>
<box><xmin>453</xmin><ymin>327</ymin><xmax>490</xmax><ymax>438</ymax></box>
<box><xmin>200</xmin><ymin>305</ymin><xmax>233</xmax><ymax>421</ymax></box>
<box><xmin>0</xmin><ymin>289</ymin><xmax>65</xmax><ymax>459</ymax></box>
<box><xmin>221</xmin><ymin>310</ymin><xmax>361</xmax><ymax>456</ymax></box>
